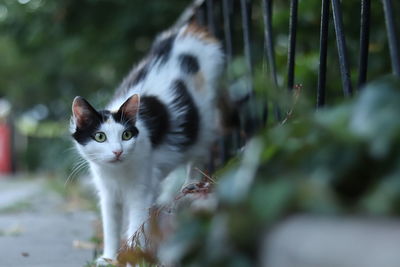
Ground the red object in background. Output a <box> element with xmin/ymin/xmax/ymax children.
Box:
<box><xmin>0</xmin><ymin>123</ymin><xmax>12</xmax><ymax>174</ymax></box>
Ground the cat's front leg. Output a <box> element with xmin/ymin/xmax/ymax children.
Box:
<box><xmin>125</xmin><ymin>195</ymin><xmax>152</xmax><ymax>248</ymax></box>
<box><xmin>97</xmin><ymin>195</ymin><xmax>122</xmax><ymax>265</ymax></box>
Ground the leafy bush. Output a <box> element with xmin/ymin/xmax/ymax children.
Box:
<box><xmin>150</xmin><ymin>76</ymin><xmax>400</xmax><ymax>266</ymax></box>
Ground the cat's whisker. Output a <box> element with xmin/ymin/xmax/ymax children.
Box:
<box><xmin>65</xmin><ymin>160</ymin><xmax>89</xmax><ymax>186</ymax></box>
<box><xmin>64</xmin><ymin>146</ymin><xmax>77</xmax><ymax>153</ymax></box>
<box><xmin>66</xmin><ymin>160</ymin><xmax>87</xmax><ymax>182</ymax></box>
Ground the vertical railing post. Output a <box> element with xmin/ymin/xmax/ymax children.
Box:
<box><xmin>382</xmin><ymin>0</ymin><xmax>400</xmax><ymax>76</ymax></box>
<box><xmin>195</xmin><ymin>1</ymin><xmax>207</xmax><ymax>26</ymax></box>
<box><xmin>317</xmin><ymin>0</ymin><xmax>330</xmax><ymax>107</ymax></box>
<box><xmin>241</xmin><ymin>0</ymin><xmax>258</xmax><ymax>133</ymax></box>
<box><xmin>357</xmin><ymin>0</ymin><xmax>371</xmax><ymax>89</ymax></box>
<box><xmin>262</xmin><ymin>0</ymin><xmax>278</xmax><ymax>86</ymax></box>
<box><xmin>222</xmin><ymin>0</ymin><xmax>234</xmax><ymax>64</ymax></box>
<box><xmin>206</xmin><ymin>0</ymin><xmax>216</xmax><ymax>35</ymax></box>
<box><xmin>262</xmin><ymin>0</ymin><xmax>280</xmax><ymax>121</ymax></box>
<box><xmin>241</xmin><ymin>0</ymin><xmax>253</xmax><ymax>79</ymax></box>
<box><xmin>221</xmin><ymin>0</ymin><xmax>238</xmax><ymax>162</ymax></box>
<box><xmin>287</xmin><ymin>0</ymin><xmax>298</xmax><ymax>91</ymax></box>
<box><xmin>331</xmin><ymin>0</ymin><xmax>353</xmax><ymax>97</ymax></box>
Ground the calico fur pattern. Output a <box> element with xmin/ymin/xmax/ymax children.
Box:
<box><xmin>70</xmin><ymin>23</ymin><xmax>224</xmax><ymax>265</ymax></box>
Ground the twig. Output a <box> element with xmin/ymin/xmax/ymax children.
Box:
<box><xmin>281</xmin><ymin>83</ymin><xmax>302</xmax><ymax>125</ymax></box>
<box><xmin>194</xmin><ymin>167</ymin><xmax>217</xmax><ymax>184</ymax></box>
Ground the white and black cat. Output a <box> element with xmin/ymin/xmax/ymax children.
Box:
<box><xmin>70</xmin><ymin>23</ymin><xmax>224</xmax><ymax>264</ymax></box>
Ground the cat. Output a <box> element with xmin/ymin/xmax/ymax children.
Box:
<box><xmin>70</xmin><ymin>23</ymin><xmax>224</xmax><ymax>265</ymax></box>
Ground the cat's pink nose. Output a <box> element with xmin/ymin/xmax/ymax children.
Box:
<box><xmin>113</xmin><ymin>150</ymin><xmax>123</xmax><ymax>158</ymax></box>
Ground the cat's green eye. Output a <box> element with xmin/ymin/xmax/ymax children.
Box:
<box><xmin>122</xmin><ymin>130</ymin><xmax>133</xmax><ymax>141</ymax></box>
<box><xmin>93</xmin><ymin>132</ymin><xmax>107</xmax><ymax>143</ymax></box>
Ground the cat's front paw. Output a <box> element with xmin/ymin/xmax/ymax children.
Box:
<box><xmin>95</xmin><ymin>256</ymin><xmax>117</xmax><ymax>266</ymax></box>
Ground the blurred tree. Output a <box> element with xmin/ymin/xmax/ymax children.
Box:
<box><xmin>0</xmin><ymin>0</ymin><xmax>188</xmax><ymax>116</ymax></box>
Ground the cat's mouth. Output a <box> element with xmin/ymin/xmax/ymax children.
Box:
<box><xmin>108</xmin><ymin>158</ymin><xmax>123</xmax><ymax>163</ymax></box>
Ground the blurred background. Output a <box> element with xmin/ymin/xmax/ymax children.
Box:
<box><xmin>0</xmin><ymin>0</ymin><xmax>397</xmax><ymax>175</ymax></box>
<box><xmin>0</xmin><ymin>0</ymin><xmax>396</xmax><ymax>176</ymax></box>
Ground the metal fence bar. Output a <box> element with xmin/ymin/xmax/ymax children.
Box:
<box><xmin>240</xmin><ymin>0</ymin><xmax>253</xmax><ymax>78</ymax></box>
<box><xmin>262</xmin><ymin>0</ymin><xmax>281</xmax><ymax>121</ymax></box>
<box><xmin>206</xmin><ymin>0</ymin><xmax>216</xmax><ymax>35</ymax></box>
<box><xmin>240</xmin><ymin>0</ymin><xmax>259</xmax><ymax>132</ymax></box>
<box><xmin>331</xmin><ymin>0</ymin><xmax>353</xmax><ymax>97</ymax></box>
<box><xmin>195</xmin><ymin>2</ymin><xmax>207</xmax><ymax>26</ymax></box>
<box><xmin>186</xmin><ymin>0</ymin><xmax>397</xmax><ymax>172</ymax></box>
<box><xmin>262</xmin><ymin>0</ymin><xmax>278</xmax><ymax>86</ymax></box>
<box><xmin>382</xmin><ymin>0</ymin><xmax>400</xmax><ymax>76</ymax></box>
<box><xmin>287</xmin><ymin>0</ymin><xmax>298</xmax><ymax>90</ymax></box>
<box><xmin>357</xmin><ymin>0</ymin><xmax>371</xmax><ymax>89</ymax></box>
<box><xmin>222</xmin><ymin>0</ymin><xmax>234</xmax><ymax>64</ymax></box>
<box><xmin>317</xmin><ymin>0</ymin><xmax>330</xmax><ymax>107</ymax></box>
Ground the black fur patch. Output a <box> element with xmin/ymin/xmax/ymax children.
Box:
<box><xmin>139</xmin><ymin>96</ymin><xmax>170</xmax><ymax>147</ymax></box>
<box><xmin>112</xmin><ymin>110</ymin><xmax>139</xmax><ymax>138</ymax></box>
<box><xmin>151</xmin><ymin>34</ymin><xmax>176</xmax><ymax>65</ymax></box>
<box><xmin>179</xmin><ymin>54</ymin><xmax>200</xmax><ymax>74</ymax></box>
<box><xmin>98</xmin><ymin>110</ymin><xmax>111</xmax><ymax>120</ymax></box>
<box><xmin>127</xmin><ymin>64</ymin><xmax>148</xmax><ymax>88</ymax></box>
<box><xmin>169</xmin><ymin>80</ymin><xmax>199</xmax><ymax>149</ymax></box>
<box><xmin>72</xmin><ymin>110</ymin><xmax>111</xmax><ymax>145</ymax></box>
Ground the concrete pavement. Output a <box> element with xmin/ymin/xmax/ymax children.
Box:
<box><xmin>0</xmin><ymin>177</ymin><xmax>97</xmax><ymax>267</ymax></box>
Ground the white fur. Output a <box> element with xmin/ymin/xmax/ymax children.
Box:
<box><xmin>71</xmin><ymin>25</ymin><xmax>224</xmax><ymax>264</ymax></box>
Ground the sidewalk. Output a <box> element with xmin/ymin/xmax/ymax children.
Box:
<box><xmin>0</xmin><ymin>177</ymin><xmax>97</xmax><ymax>267</ymax></box>
<box><xmin>263</xmin><ymin>215</ymin><xmax>400</xmax><ymax>267</ymax></box>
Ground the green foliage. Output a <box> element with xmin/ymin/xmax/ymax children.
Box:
<box><xmin>0</xmin><ymin>0</ymin><xmax>188</xmax><ymax>112</ymax></box>
<box><xmin>156</xmin><ymin>76</ymin><xmax>400</xmax><ymax>266</ymax></box>
<box><xmin>0</xmin><ymin>0</ymin><xmax>187</xmax><ymax>172</ymax></box>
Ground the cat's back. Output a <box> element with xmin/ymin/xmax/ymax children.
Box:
<box><xmin>111</xmin><ymin>23</ymin><xmax>224</xmax><ymax>106</ymax></box>
<box><xmin>109</xmin><ymin>23</ymin><xmax>225</xmax><ymax>168</ymax></box>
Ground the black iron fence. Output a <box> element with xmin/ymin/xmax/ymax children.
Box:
<box><xmin>182</xmin><ymin>0</ymin><xmax>400</xmax><ymax>169</ymax></box>
<box><xmin>190</xmin><ymin>0</ymin><xmax>399</xmax><ymax>99</ymax></box>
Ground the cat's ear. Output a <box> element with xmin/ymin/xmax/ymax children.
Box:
<box><xmin>72</xmin><ymin>96</ymin><xmax>98</xmax><ymax>128</ymax></box>
<box><xmin>118</xmin><ymin>94</ymin><xmax>140</xmax><ymax>119</ymax></box>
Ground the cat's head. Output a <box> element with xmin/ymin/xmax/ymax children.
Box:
<box><xmin>70</xmin><ymin>94</ymin><xmax>140</xmax><ymax>165</ymax></box>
